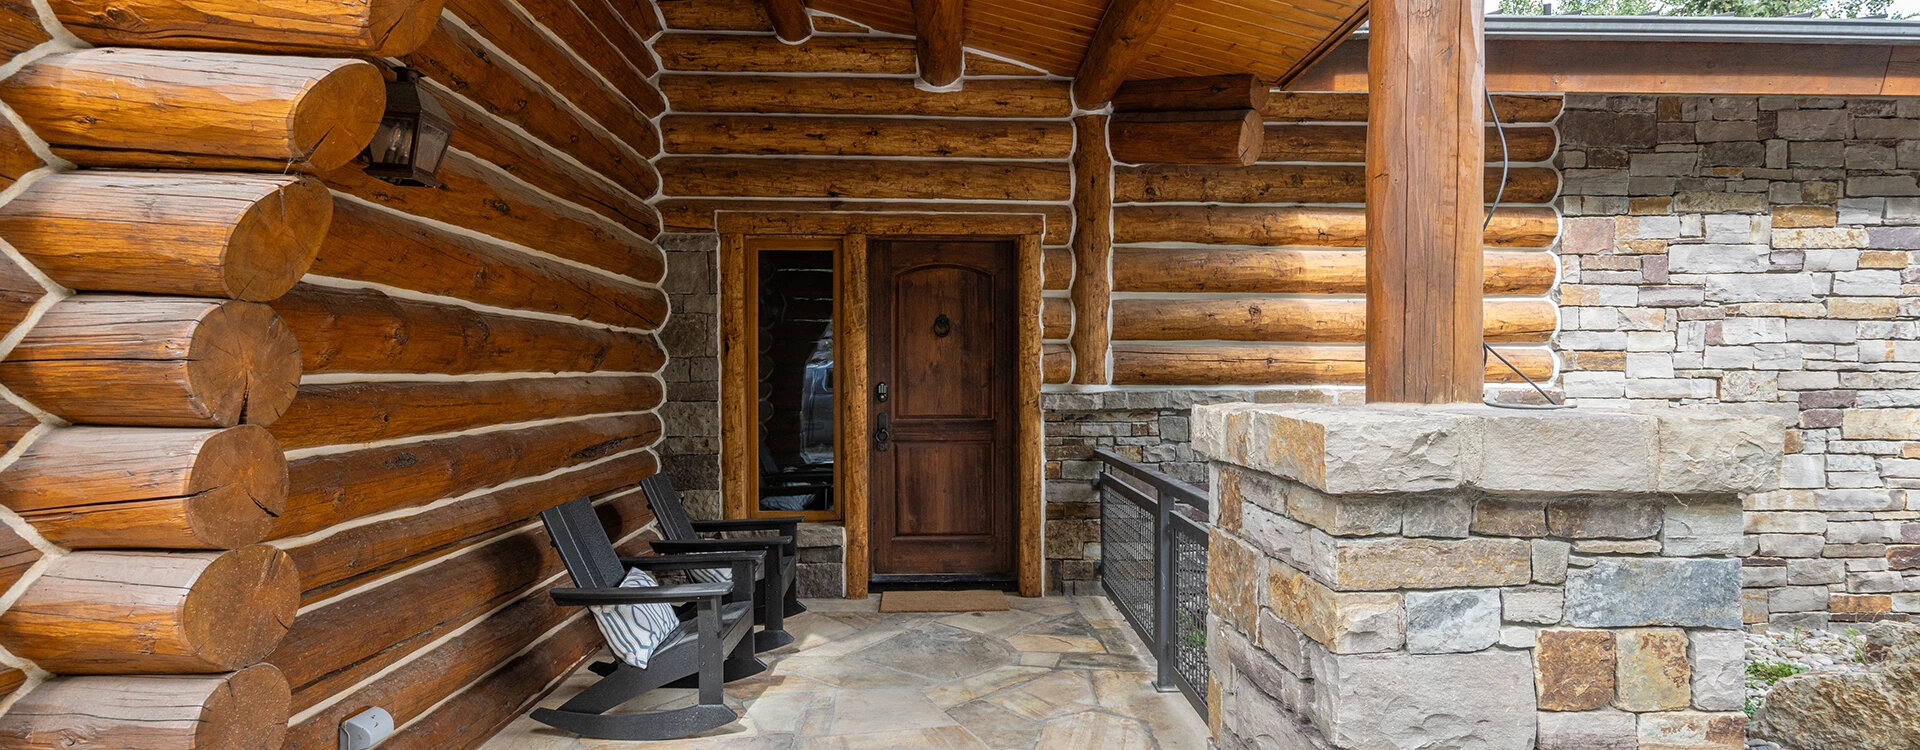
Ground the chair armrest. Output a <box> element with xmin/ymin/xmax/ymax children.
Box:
<box><xmin>550</xmin><ymin>582</ymin><xmax>729</xmax><ymax>606</ymax></box>
<box><xmin>620</xmin><ymin>551</ymin><xmax>763</xmax><ymax>571</ymax></box>
<box><xmin>652</xmin><ymin>537</ymin><xmax>792</xmax><ymax>553</ymax></box>
<box><xmin>690</xmin><ymin>518</ymin><xmax>804</xmax><ymax>533</ymax></box>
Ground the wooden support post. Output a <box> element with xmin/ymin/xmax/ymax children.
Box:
<box><xmin>759</xmin><ymin>0</ymin><xmax>811</xmax><ymax>42</ymax></box>
<box><xmin>1070</xmin><ymin>114</ymin><xmax>1111</xmax><ymax>385</ymax></box>
<box><xmin>839</xmin><ymin>233</ymin><xmax>869</xmax><ymax>599</ymax></box>
<box><xmin>1071</xmin><ymin>0</ymin><xmax>1179</xmax><ymax>109</ymax></box>
<box><xmin>1364</xmin><ymin>0</ymin><xmax>1487</xmax><ymax>403</ymax></box>
<box><xmin>910</xmin><ymin>0</ymin><xmax>964</xmax><ymax>88</ymax></box>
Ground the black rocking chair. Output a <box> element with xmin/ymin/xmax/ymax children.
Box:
<box><xmin>640</xmin><ymin>474</ymin><xmax>806</xmax><ymax>651</ymax></box>
<box><xmin>533</xmin><ymin>497</ymin><xmax>769</xmax><ymax>741</ymax></box>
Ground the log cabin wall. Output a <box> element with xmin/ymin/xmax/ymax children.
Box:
<box><xmin>0</xmin><ymin>0</ymin><xmax>672</xmax><ymax>745</ymax></box>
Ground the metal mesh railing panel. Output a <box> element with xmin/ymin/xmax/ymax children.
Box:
<box><xmin>1170</xmin><ymin>513</ymin><xmax>1211</xmax><ymax>712</ymax></box>
<box><xmin>1098</xmin><ymin>481</ymin><xmax>1156</xmax><ymax>641</ymax></box>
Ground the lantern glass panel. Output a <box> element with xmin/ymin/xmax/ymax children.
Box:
<box><xmin>369</xmin><ymin>114</ymin><xmax>418</xmax><ymax>168</ymax></box>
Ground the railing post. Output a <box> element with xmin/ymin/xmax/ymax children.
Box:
<box><xmin>1152</xmin><ymin>486</ymin><xmax>1175</xmax><ymax>692</ymax></box>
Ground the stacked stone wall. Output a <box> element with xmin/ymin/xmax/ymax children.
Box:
<box><xmin>1198</xmin><ymin>404</ymin><xmax>1782</xmax><ymax>750</ymax></box>
<box><xmin>1554</xmin><ymin>93</ymin><xmax>1920</xmax><ymax>630</ymax></box>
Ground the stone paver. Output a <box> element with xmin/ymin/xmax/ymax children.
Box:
<box><xmin>479</xmin><ymin>596</ymin><xmax>1208</xmax><ymax>750</ymax></box>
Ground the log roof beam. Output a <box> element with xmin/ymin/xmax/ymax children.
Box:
<box><xmin>910</xmin><ymin>0</ymin><xmax>964</xmax><ymax>88</ymax></box>
<box><xmin>760</xmin><ymin>0</ymin><xmax>812</xmax><ymax>41</ymax></box>
<box><xmin>1071</xmin><ymin>0</ymin><xmax>1180</xmax><ymax>110</ymax></box>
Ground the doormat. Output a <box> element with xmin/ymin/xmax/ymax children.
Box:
<box><xmin>878</xmin><ymin>589</ymin><xmax>1010</xmax><ymax>613</ymax></box>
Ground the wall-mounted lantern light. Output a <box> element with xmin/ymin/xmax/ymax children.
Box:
<box><xmin>362</xmin><ymin>67</ymin><xmax>454</xmax><ymax>188</ymax></box>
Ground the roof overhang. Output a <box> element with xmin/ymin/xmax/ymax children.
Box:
<box><xmin>1290</xmin><ymin>16</ymin><xmax>1920</xmax><ymax>96</ymax></box>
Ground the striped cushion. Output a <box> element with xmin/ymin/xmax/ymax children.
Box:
<box><xmin>587</xmin><ymin>568</ymin><xmax>681</xmax><ymax>669</ymax></box>
<box><xmin>689</xmin><ymin>560</ymin><xmax>732</xmax><ymax>586</ymax></box>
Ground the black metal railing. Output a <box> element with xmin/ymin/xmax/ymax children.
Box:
<box><xmin>1094</xmin><ymin>449</ymin><xmax>1210</xmax><ymax>716</ymax></box>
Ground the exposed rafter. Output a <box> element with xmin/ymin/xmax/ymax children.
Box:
<box><xmin>759</xmin><ymin>0</ymin><xmax>813</xmax><ymax>42</ymax></box>
<box><xmin>1070</xmin><ymin>0</ymin><xmax>1179</xmax><ymax>110</ymax></box>
<box><xmin>909</xmin><ymin>0</ymin><xmax>964</xmax><ymax>87</ymax></box>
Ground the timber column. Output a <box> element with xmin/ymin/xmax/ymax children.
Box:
<box><xmin>1364</xmin><ymin>0</ymin><xmax>1486</xmax><ymax>403</ymax></box>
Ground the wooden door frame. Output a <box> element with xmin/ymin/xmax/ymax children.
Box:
<box><xmin>717</xmin><ymin>212</ymin><xmax>1047</xmax><ymax>599</ymax></box>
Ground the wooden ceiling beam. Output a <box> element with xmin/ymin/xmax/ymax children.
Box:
<box><xmin>1071</xmin><ymin>0</ymin><xmax>1180</xmax><ymax>109</ymax></box>
<box><xmin>910</xmin><ymin>0</ymin><xmax>965</xmax><ymax>87</ymax></box>
<box><xmin>759</xmin><ymin>0</ymin><xmax>812</xmax><ymax>42</ymax></box>
<box><xmin>1291</xmin><ymin>38</ymin><xmax>1920</xmax><ymax>96</ymax></box>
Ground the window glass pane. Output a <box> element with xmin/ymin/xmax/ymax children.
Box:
<box><xmin>757</xmin><ymin>250</ymin><xmax>834</xmax><ymax>513</ymax></box>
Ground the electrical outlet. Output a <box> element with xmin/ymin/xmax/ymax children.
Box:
<box><xmin>339</xmin><ymin>706</ymin><xmax>394</xmax><ymax>750</ymax></box>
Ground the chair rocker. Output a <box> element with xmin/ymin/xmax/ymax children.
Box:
<box><xmin>641</xmin><ymin>475</ymin><xmax>806</xmax><ymax>651</ymax></box>
<box><xmin>534</xmin><ymin>497</ymin><xmax>770</xmax><ymax>741</ymax></box>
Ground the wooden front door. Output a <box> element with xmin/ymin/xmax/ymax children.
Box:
<box><xmin>869</xmin><ymin>240</ymin><xmax>1017</xmax><ymax>578</ymax></box>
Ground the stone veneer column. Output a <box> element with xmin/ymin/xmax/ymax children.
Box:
<box><xmin>1194</xmin><ymin>404</ymin><xmax>1784</xmax><ymax>750</ymax></box>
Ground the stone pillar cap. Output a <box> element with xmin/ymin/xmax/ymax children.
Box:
<box><xmin>1192</xmin><ymin>403</ymin><xmax>1783</xmax><ymax>496</ymax></box>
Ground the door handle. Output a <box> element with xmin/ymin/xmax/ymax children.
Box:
<box><xmin>874</xmin><ymin>413</ymin><xmax>891</xmax><ymax>452</ymax></box>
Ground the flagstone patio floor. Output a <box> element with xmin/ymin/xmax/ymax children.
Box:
<box><xmin>480</xmin><ymin>595</ymin><xmax>1211</xmax><ymax>749</ymax></box>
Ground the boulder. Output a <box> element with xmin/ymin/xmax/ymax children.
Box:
<box><xmin>1864</xmin><ymin>621</ymin><xmax>1920</xmax><ymax>665</ymax></box>
<box><xmin>1753</xmin><ymin>656</ymin><xmax>1920</xmax><ymax>750</ymax></box>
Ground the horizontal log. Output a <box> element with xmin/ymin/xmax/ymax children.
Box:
<box><xmin>405</xmin><ymin>20</ymin><xmax>657</xmax><ymax>197</ymax></box>
<box><xmin>652</xmin><ymin>32</ymin><xmax>1033</xmax><ymax>75</ymax></box>
<box><xmin>661</xmin><ymin>156</ymin><xmax>1071</xmax><ymax>201</ymax></box>
<box><xmin>0</xmin><ymin>49</ymin><xmax>384</xmax><ymax>172</ymax></box>
<box><xmin>273</xmin><ymin>413</ymin><xmax>659</xmax><ymax>540</ymax></box>
<box><xmin>0</xmin><ymin>172</ymin><xmax>329</xmax><ymax>301</ymax></box>
<box><xmin>376</xmin><ymin>610</ymin><xmax>596</xmax><ymax>750</ymax></box>
<box><xmin>1113</xmin><ymin>205</ymin><xmax>1559</xmax><ymax>247</ymax></box>
<box><xmin>0</xmin><ymin>245</ymin><xmax>44</xmax><ymax>340</ymax></box>
<box><xmin>1111</xmin><ymin>343</ymin><xmax>1553</xmax><ymax>386</ymax></box>
<box><xmin>1110</xmin><ymin>297</ymin><xmax>1553</xmax><ymax>343</ymax></box>
<box><xmin>269</xmin><ymin>375</ymin><xmax>661</xmax><ymax>450</ymax></box>
<box><xmin>1264</xmin><ymin>124</ymin><xmax>1557</xmax><ymax>163</ymax></box>
<box><xmin>292</xmin><ymin>450</ymin><xmax>658</xmax><ymax>599</ymax></box>
<box><xmin>0</xmin><ymin>545</ymin><xmax>298</xmax><ymax>673</ymax></box>
<box><xmin>1042</xmin><ymin>297</ymin><xmax>1071</xmax><ymax>340</ymax></box>
<box><xmin>326</xmin><ymin>151</ymin><xmax>665</xmax><ymax>283</ymax></box>
<box><xmin>0</xmin><ymin>0</ymin><xmax>48</xmax><ymax>62</ymax></box>
<box><xmin>50</xmin><ymin>0</ymin><xmax>442</xmax><ymax>55</ymax></box>
<box><xmin>1</xmin><ymin>296</ymin><xmax>301</xmax><ymax>428</ymax></box>
<box><xmin>0</xmin><ymin>523</ymin><xmax>40</xmax><ymax>595</ymax></box>
<box><xmin>1263</xmin><ymin>92</ymin><xmax>1564</xmax><ymax>124</ymax></box>
<box><xmin>316</xmin><ymin>200</ymin><xmax>667</xmax><ymax>330</ymax></box>
<box><xmin>1044</xmin><ymin>246</ymin><xmax>1071</xmax><ymax>291</ymax></box>
<box><xmin>0</xmin><ymin>664</ymin><xmax>290</xmax><ymax>750</ymax></box>
<box><xmin>1114</xmin><ymin>164</ymin><xmax>1558</xmax><ymax>204</ymax></box>
<box><xmin>656</xmin><ymin>0</ymin><xmax>863</xmax><ymax>31</ymax></box>
<box><xmin>660</xmin><ymin>74</ymin><xmax>1073</xmax><ymax>117</ymax></box>
<box><xmin>1042</xmin><ymin>343</ymin><xmax>1071</xmax><ymax>384</ymax></box>
<box><xmin>660</xmin><ymin>198</ymin><xmax>1073</xmax><ymax>245</ymax></box>
<box><xmin>1110</xmin><ymin>109</ymin><xmax>1263</xmax><ymax>167</ymax></box>
<box><xmin>1113</xmin><ymin>74</ymin><xmax>1270</xmax><ymax>113</ymax></box>
<box><xmin>1114</xmin><ymin>247</ymin><xmax>1555</xmax><ymax>296</ymax></box>
<box><xmin>661</xmin><ymin>114</ymin><xmax>1073</xmax><ymax>159</ymax></box>
<box><xmin>479</xmin><ymin>0</ymin><xmax>662</xmax><ymax>108</ymax></box>
<box><xmin>439</xmin><ymin>85</ymin><xmax>659</xmax><ymax>236</ymax></box>
<box><xmin>272</xmin><ymin>285</ymin><xmax>665</xmax><ymax>375</ymax></box>
<box><xmin>273</xmin><ymin>489</ymin><xmax>652</xmax><ymax>713</ymax></box>
<box><xmin>1</xmin><ymin>425</ymin><xmax>287</xmax><ymax>550</ymax></box>
<box><xmin>0</xmin><ymin>120</ymin><xmax>42</xmax><ymax>192</ymax></box>
<box><xmin>445</xmin><ymin>0</ymin><xmax>664</xmax><ymax>144</ymax></box>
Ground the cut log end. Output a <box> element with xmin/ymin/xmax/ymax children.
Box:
<box><xmin>227</xmin><ymin>176</ymin><xmax>332</xmax><ymax>301</ymax></box>
<box><xmin>0</xmin><ymin>664</ymin><xmax>291</xmax><ymax>750</ymax></box>
<box><xmin>189</xmin><ymin>301</ymin><xmax>303</xmax><ymax>427</ymax></box>
<box><xmin>292</xmin><ymin>61</ymin><xmax>386</xmax><ymax>172</ymax></box>
<box><xmin>184</xmin><ymin>545</ymin><xmax>301</xmax><ymax>671</ymax></box>
<box><xmin>371</xmin><ymin>0</ymin><xmax>449</xmax><ymax>56</ymax></box>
